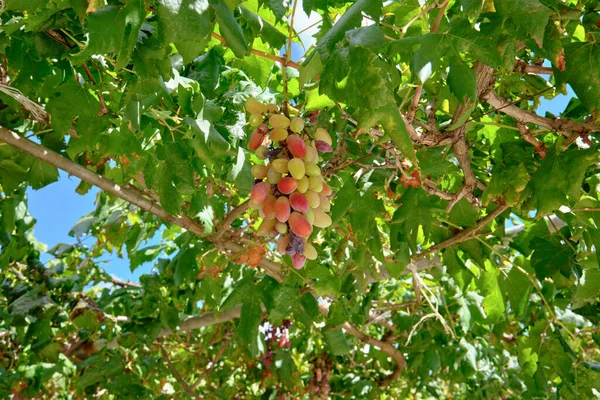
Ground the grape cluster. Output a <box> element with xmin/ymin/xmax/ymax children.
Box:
<box><xmin>245</xmin><ymin>98</ymin><xmax>333</xmax><ymax>269</ymax></box>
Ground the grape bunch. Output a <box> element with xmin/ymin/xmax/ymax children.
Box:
<box><xmin>245</xmin><ymin>98</ymin><xmax>334</xmax><ymax>270</ymax></box>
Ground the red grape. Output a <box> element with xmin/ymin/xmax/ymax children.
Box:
<box><xmin>277</xmin><ymin>177</ymin><xmax>298</xmax><ymax>194</ymax></box>
<box><xmin>289</xmin><ymin>212</ymin><xmax>312</xmax><ymax>238</ymax></box>
<box><xmin>289</xmin><ymin>192</ymin><xmax>309</xmax><ymax>212</ymax></box>
<box><xmin>275</xmin><ymin>196</ymin><xmax>291</xmax><ymax>223</ymax></box>
<box><xmin>250</xmin><ymin>182</ymin><xmax>270</xmax><ymax>204</ymax></box>
<box><xmin>286</xmin><ymin>135</ymin><xmax>307</xmax><ymax>158</ymax></box>
<box><xmin>292</xmin><ymin>253</ymin><xmax>307</xmax><ymax>269</ymax></box>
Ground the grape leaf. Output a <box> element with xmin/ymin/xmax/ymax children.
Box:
<box><xmin>496</xmin><ymin>0</ymin><xmax>551</xmax><ymax>47</ymax></box>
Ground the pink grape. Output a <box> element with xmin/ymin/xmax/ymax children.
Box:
<box><xmin>289</xmin><ymin>192</ymin><xmax>309</xmax><ymax>213</ymax></box>
<box><xmin>315</xmin><ymin>140</ymin><xmax>333</xmax><ymax>153</ymax></box>
<box><xmin>289</xmin><ymin>212</ymin><xmax>312</xmax><ymax>238</ymax></box>
<box><xmin>248</xmin><ymin>130</ymin><xmax>266</xmax><ymax>151</ymax></box>
<box><xmin>287</xmin><ymin>135</ymin><xmax>307</xmax><ymax>158</ymax></box>
<box><xmin>261</xmin><ymin>195</ymin><xmax>277</xmax><ymax>219</ymax></box>
<box><xmin>277</xmin><ymin>177</ymin><xmax>298</xmax><ymax>195</ymax></box>
<box><xmin>250</xmin><ymin>182</ymin><xmax>270</xmax><ymax>204</ymax></box>
<box><xmin>318</xmin><ymin>195</ymin><xmax>330</xmax><ymax>212</ymax></box>
<box><xmin>321</xmin><ymin>182</ymin><xmax>332</xmax><ymax>196</ymax></box>
<box><xmin>257</xmin><ymin>218</ymin><xmax>277</xmax><ymax>236</ymax></box>
<box><xmin>277</xmin><ymin>235</ymin><xmax>290</xmax><ymax>255</ymax></box>
<box><xmin>275</xmin><ymin>196</ymin><xmax>291</xmax><ymax>223</ymax></box>
<box><xmin>292</xmin><ymin>253</ymin><xmax>307</xmax><ymax>269</ymax></box>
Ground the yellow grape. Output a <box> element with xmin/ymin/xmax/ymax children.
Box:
<box><xmin>251</xmin><ymin>165</ymin><xmax>268</xmax><ymax>179</ymax></box>
<box><xmin>297</xmin><ymin>176</ymin><xmax>309</xmax><ymax>193</ymax></box>
<box><xmin>257</xmin><ymin>218</ymin><xmax>277</xmax><ymax>236</ymax></box>
<box><xmin>315</xmin><ymin>127</ymin><xmax>332</xmax><ymax>145</ymax></box>
<box><xmin>303</xmin><ymin>243</ymin><xmax>318</xmax><ymax>260</ymax></box>
<box><xmin>288</xmin><ymin>158</ymin><xmax>305</xmax><ymax>180</ymax></box>
<box><xmin>303</xmin><ymin>146</ymin><xmax>318</xmax><ymax>163</ymax></box>
<box><xmin>304</xmin><ymin>163</ymin><xmax>321</xmax><ymax>177</ymax></box>
<box><xmin>256</xmin><ymin>146</ymin><xmax>268</xmax><ymax>160</ymax></box>
<box><xmin>313</xmin><ymin>209</ymin><xmax>332</xmax><ymax>228</ymax></box>
<box><xmin>308</xmin><ymin>175</ymin><xmax>323</xmax><ymax>193</ymax></box>
<box><xmin>290</xmin><ymin>117</ymin><xmax>305</xmax><ymax>133</ymax></box>
<box><xmin>269</xmin><ymin>114</ymin><xmax>290</xmax><ymax>129</ymax></box>
<box><xmin>318</xmin><ymin>195</ymin><xmax>331</xmax><ymax>212</ymax></box>
<box><xmin>266</xmin><ymin>103</ymin><xmax>279</xmax><ymax>113</ymax></box>
<box><xmin>267</xmin><ymin>167</ymin><xmax>282</xmax><ymax>184</ymax></box>
<box><xmin>245</xmin><ymin>98</ymin><xmax>266</xmax><ymax>115</ymax></box>
<box><xmin>270</xmin><ymin>128</ymin><xmax>288</xmax><ymax>142</ymax></box>
<box><xmin>304</xmin><ymin>208</ymin><xmax>315</xmax><ymax>225</ymax></box>
<box><xmin>249</xmin><ymin>114</ymin><xmax>264</xmax><ymax>128</ymax></box>
<box><xmin>272</xmin><ymin>159</ymin><xmax>289</xmax><ymax>173</ymax></box>
<box><xmin>276</xmin><ymin>222</ymin><xmax>288</xmax><ymax>234</ymax></box>
<box><xmin>305</xmin><ymin>190</ymin><xmax>320</xmax><ymax>208</ymax></box>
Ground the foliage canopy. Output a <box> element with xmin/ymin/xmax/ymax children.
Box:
<box><xmin>1</xmin><ymin>0</ymin><xmax>600</xmax><ymax>398</ymax></box>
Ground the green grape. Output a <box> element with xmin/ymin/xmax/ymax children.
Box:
<box><xmin>308</xmin><ymin>175</ymin><xmax>323</xmax><ymax>193</ymax></box>
<box><xmin>288</xmin><ymin>158</ymin><xmax>305</xmax><ymax>180</ymax></box>
<box><xmin>249</xmin><ymin>114</ymin><xmax>264</xmax><ymax>128</ymax></box>
<box><xmin>269</xmin><ymin>114</ymin><xmax>290</xmax><ymax>129</ymax></box>
<box><xmin>245</xmin><ymin>98</ymin><xmax>266</xmax><ymax>114</ymax></box>
<box><xmin>297</xmin><ymin>176</ymin><xmax>309</xmax><ymax>193</ymax></box>
<box><xmin>290</xmin><ymin>117</ymin><xmax>305</xmax><ymax>133</ymax></box>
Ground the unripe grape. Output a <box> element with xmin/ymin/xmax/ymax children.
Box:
<box><xmin>275</xmin><ymin>196</ymin><xmax>291</xmax><ymax>223</ymax></box>
<box><xmin>290</xmin><ymin>192</ymin><xmax>309</xmax><ymax>213</ymax></box>
<box><xmin>303</xmin><ymin>243</ymin><xmax>318</xmax><ymax>260</ymax></box>
<box><xmin>270</xmin><ymin>128</ymin><xmax>288</xmax><ymax>142</ymax></box>
<box><xmin>258</xmin><ymin>218</ymin><xmax>277</xmax><ymax>236</ymax></box>
<box><xmin>288</xmin><ymin>158</ymin><xmax>305</xmax><ymax>180</ymax></box>
<box><xmin>277</xmin><ymin>235</ymin><xmax>290</xmax><ymax>255</ymax></box>
<box><xmin>290</xmin><ymin>117</ymin><xmax>305</xmax><ymax>133</ymax></box>
<box><xmin>308</xmin><ymin>175</ymin><xmax>323</xmax><ymax>193</ymax></box>
<box><xmin>277</xmin><ymin>177</ymin><xmax>298</xmax><ymax>194</ymax></box>
<box><xmin>321</xmin><ymin>182</ymin><xmax>333</xmax><ymax>196</ymax></box>
<box><xmin>304</xmin><ymin>163</ymin><xmax>321</xmax><ymax>177</ymax></box>
<box><xmin>289</xmin><ymin>212</ymin><xmax>312</xmax><ymax>238</ymax></box>
<box><xmin>245</xmin><ymin>98</ymin><xmax>267</xmax><ymax>115</ymax></box>
<box><xmin>262</xmin><ymin>195</ymin><xmax>277</xmax><ymax>219</ymax></box>
<box><xmin>270</xmin><ymin>114</ymin><xmax>290</xmax><ymax>129</ymax></box>
<box><xmin>286</xmin><ymin>135</ymin><xmax>307</xmax><ymax>159</ymax></box>
<box><xmin>315</xmin><ymin>128</ymin><xmax>332</xmax><ymax>145</ymax></box>
<box><xmin>276</xmin><ymin>222</ymin><xmax>288</xmax><ymax>234</ymax></box>
<box><xmin>292</xmin><ymin>253</ymin><xmax>307</xmax><ymax>269</ymax></box>
<box><xmin>267</xmin><ymin>167</ymin><xmax>282</xmax><ymax>184</ymax></box>
<box><xmin>297</xmin><ymin>176</ymin><xmax>309</xmax><ymax>193</ymax></box>
<box><xmin>272</xmin><ymin>159</ymin><xmax>289</xmax><ymax>173</ymax></box>
<box><xmin>303</xmin><ymin>146</ymin><xmax>319</xmax><ymax>164</ymax></box>
<box><xmin>304</xmin><ymin>208</ymin><xmax>315</xmax><ymax>225</ymax></box>
<box><xmin>248</xmin><ymin>130</ymin><xmax>266</xmax><ymax>151</ymax></box>
<box><xmin>249</xmin><ymin>114</ymin><xmax>264</xmax><ymax>128</ymax></box>
<box><xmin>252</xmin><ymin>165</ymin><xmax>269</xmax><ymax>179</ymax></box>
<box><xmin>250</xmin><ymin>181</ymin><xmax>270</xmax><ymax>204</ymax></box>
<box><xmin>266</xmin><ymin>103</ymin><xmax>279</xmax><ymax>113</ymax></box>
<box><xmin>305</xmin><ymin>190</ymin><xmax>320</xmax><ymax>208</ymax></box>
<box><xmin>318</xmin><ymin>195</ymin><xmax>331</xmax><ymax>212</ymax></box>
<box><xmin>313</xmin><ymin>209</ymin><xmax>332</xmax><ymax>228</ymax></box>
<box><xmin>256</xmin><ymin>146</ymin><xmax>268</xmax><ymax>160</ymax></box>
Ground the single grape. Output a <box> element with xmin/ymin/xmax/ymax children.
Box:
<box><xmin>245</xmin><ymin>98</ymin><xmax>266</xmax><ymax>115</ymax></box>
<box><xmin>249</xmin><ymin>114</ymin><xmax>264</xmax><ymax>128</ymax></box>
<box><xmin>297</xmin><ymin>176</ymin><xmax>309</xmax><ymax>193</ymax></box>
<box><xmin>303</xmin><ymin>146</ymin><xmax>319</xmax><ymax>164</ymax></box>
<box><xmin>313</xmin><ymin>209</ymin><xmax>332</xmax><ymax>228</ymax></box>
<box><xmin>292</xmin><ymin>253</ymin><xmax>307</xmax><ymax>269</ymax></box>
<box><xmin>272</xmin><ymin>159</ymin><xmax>289</xmax><ymax>173</ymax></box>
<box><xmin>258</xmin><ymin>218</ymin><xmax>277</xmax><ymax>236</ymax></box>
<box><xmin>286</xmin><ymin>135</ymin><xmax>307</xmax><ymax>158</ymax></box>
<box><xmin>303</xmin><ymin>243</ymin><xmax>318</xmax><ymax>260</ymax></box>
<box><xmin>261</xmin><ymin>195</ymin><xmax>277</xmax><ymax>219</ymax></box>
<box><xmin>270</xmin><ymin>128</ymin><xmax>288</xmax><ymax>142</ymax></box>
<box><xmin>315</xmin><ymin>127</ymin><xmax>332</xmax><ymax>145</ymax></box>
<box><xmin>289</xmin><ymin>192</ymin><xmax>309</xmax><ymax>213</ymax></box>
<box><xmin>288</xmin><ymin>158</ymin><xmax>305</xmax><ymax>180</ymax></box>
<box><xmin>289</xmin><ymin>212</ymin><xmax>312</xmax><ymax>238</ymax></box>
<box><xmin>251</xmin><ymin>165</ymin><xmax>269</xmax><ymax>179</ymax></box>
<box><xmin>276</xmin><ymin>222</ymin><xmax>288</xmax><ymax>234</ymax></box>
<box><xmin>275</xmin><ymin>196</ymin><xmax>291</xmax><ymax>223</ymax></box>
<box><xmin>267</xmin><ymin>167</ymin><xmax>282</xmax><ymax>185</ymax></box>
<box><xmin>277</xmin><ymin>177</ymin><xmax>298</xmax><ymax>194</ymax></box>
<box><xmin>250</xmin><ymin>181</ymin><xmax>270</xmax><ymax>204</ymax></box>
<box><xmin>318</xmin><ymin>195</ymin><xmax>331</xmax><ymax>212</ymax></box>
<box><xmin>305</xmin><ymin>190</ymin><xmax>320</xmax><ymax>209</ymax></box>
<box><xmin>321</xmin><ymin>182</ymin><xmax>333</xmax><ymax>196</ymax></box>
<box><xmin>266</xmin><ymin>103</ymin><xmax>279</xmax><ymax>113</ymax></box>
<box><xmin>290</xmin><ymin>117</ymin><xmax>305</xmax><ymax>133</ymax></box>
<box><xmin>315</xmin><ymin>140</ymin><xmax>333</xmax><ymax>153</ymax></box>
<box><xmin>248</xmin><ymin>130</ymin><xmax>266</xmax><ymax>151</ymax></box>
<box><xmin>308</xmin><ymin>175</ymin><xmax>323</xmax><ymax>193</ymax></box>
<box><xmin>304</xmin><ymin>163</ymin><xmax>321</xmax><ymax>177</ymax></box>
<box><xmin>277</xmin><ymin>235</ymin><xmax>290</xmax><ymax>255</ymax></box>
<box><xmin>270</xmin><ymin>114</ymin><xmax>290</xmax><ymax>129</ymax></box>
<box><xmin>256</xmin><ymin>146</ymin><xmax>268</xmax><ymax>160</ymax></box>
<box><xmin>304</xmin><ymin>208</ymin><xmax>315</xmax><ymax>225</ymax></box>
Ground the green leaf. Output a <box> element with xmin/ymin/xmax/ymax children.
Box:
<box><xmin>558</xmin><ymin>39</ymin><xmax>600</xmax><ymax>112</ymax></box>
<box><xmin>448</xmin><ymin>57</ymin><xmax>476</xmax><ymax>104</ymax></box>
<box><xmin>574</xmin><ymin>268</ymin><xmax>600</xmax><ymax>306</ymax></box>
<box><xmin>476</xmin><ymin>264</ymin><xmax>506</xmax><ymax>324</ymax></box>
<box><xmin>0</xmin><ymin>160</ymin><xmax>28</xmax><ymax>192</ymax></box>
<box><xmin>445</xmin><ymin>19</ymin><xmax>504</xmax><ymax>69</ymax></box>
<box><xmin>70</xmin><ymin>1</ymin><xmax>145</xmax><ymax>69</ymax></box>
<box><xmin>522</xmin><ymin>144</ymin><xmax>599</xmax><ymax>216</ymax></box>
<box><xmin>345</xmin><ymin>25</ymin><xmax>386</xmax><ymax>51</ymax></box>
<box><xmin>47</xmin><ymin>83</ymin><xmax>100</xmax><ymax>135</ymax></box>
<box><xmin>174</xmin><ymin>247</ymin><xmax>199</xmax><ymax>286</ymax></box>
<box><xmin>323</xmin><ymin>327</ymin><xmax>351</xmax><ymax>356</ymax></box>
<box><xmin>449</xmin><ymin>198</ymin><xmax>478</xmax><ymax>228</ymax></box>
<box><xmin>496</xmin><ymin>0</ymin><xmax>551</xmax><ymax>47</ymax></box>
<box><xmin>26</xmin><ymin>159</ymin><xmax>59</xmax><ymax>190</ymax></box>
<box><xmin>257</xmin><ymin>0</ymin><xmax>285</xmax><ymax>22</ymax></box>
<box><xmin>482</xmin><ymin>162</ymin><xmax>530</xmax><ymax>206</ymax></box>
<box><xmin>210</xmin><ymin>0</ymin><xmax>249</xmax><ymax>58</ymax></box>
<box><xmin>239</xmin><ymin>6</ymin><xmax>287</xmax><ymax>49</ymax></box>
<box><xmin>237</xmin><ymin>296</ymin><xmax>263</xmax><ymax>356</ymax></box>
<box><xmin>530</xmin><ymin>237</ymin><xmax>575</xmax><ymax>280</ymax></box>
<box><xmin>460</xmin><ymin>0</ymin><xmax>484</xmax><ymax>18</ymax></box>
<box><xmin>499</xmin><ymin>266</ymin><xmax>531</xmax><ymax>317</ymax></box>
